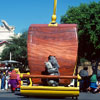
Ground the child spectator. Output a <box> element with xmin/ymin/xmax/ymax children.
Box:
<box><xmin>88</xmin><ymin>74</ymin><xmax>98</xmax><ymax>93</ymax></box>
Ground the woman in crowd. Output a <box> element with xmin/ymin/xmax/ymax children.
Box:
<box><xmin>5</xmin><ymin>70</ymin><xmax>9</xmax><ymax>91</ymax></box>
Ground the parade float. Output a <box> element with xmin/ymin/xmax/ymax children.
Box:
<box><xmin>20</xmin><ymin>0</ymin><xmax>80</xmax><ymax>99</ymax></box>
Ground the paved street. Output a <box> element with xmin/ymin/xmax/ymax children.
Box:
<box><xmin>0</xmin><ymin>89</ymin><xmax>100</xmax><ymax>100</ymax></box>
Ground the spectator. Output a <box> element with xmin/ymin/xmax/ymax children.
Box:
<box><xmin>97</xmin><ymin>69</ymin><xmax>100</xmax><ymax>79</ymax></box>
<box><xmin>79</xmin><ymin>66</ymin><xmax>89</xmax><ymax>92</ymax></box>
<box><xmin>87</xmin><ymin>60</ymin><xmax>99</xmax><ymax>93</ymax></box>
<box><xmin>95</xmin><ymin>70</ymin><xmax>100</xmax><ymax>93</ymax></box>
<box><xmin>1</xmin><ymin>72</ymin><xmax>5</xmax><ymax>90</ymax></box>
<box><xmin>0</xmin><ymin>71</ymin><xmax>2</xmax><ymax>89</ymax></box>
<box><xmin>88</xmin><ymin>74</ymin><xmax>98</xmax><ymax>93</ymax></box>
<box><xmin>5</xmin><ymin>70</ymin><xmax>9</xmax><ymax>91</ymax></box>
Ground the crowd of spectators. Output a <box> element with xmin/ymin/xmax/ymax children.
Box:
<box><xmin>79</xmin><ymin>60</ymin><xmax>100</xmax><ymax>93</ymax></box>
<box><xmin>0</xmin><ymin>68</ymin><xmax>21</xmax><ymax>92</ymax></box>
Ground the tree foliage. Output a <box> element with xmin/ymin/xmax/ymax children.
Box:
<box><xmin>61</xmin><ymin>1</ymin><xmax>100</xmax><ymax>62</ymax></box>
<box><xmin>1</xmin><ymin>31</ymin><xmax>28</xmax><ymax>66</ymax></box>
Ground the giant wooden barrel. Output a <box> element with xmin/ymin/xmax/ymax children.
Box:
<box><xmin>27</xmin><ymin>24</ymin><xmax>78</xmax><ymax>85</ymax></box>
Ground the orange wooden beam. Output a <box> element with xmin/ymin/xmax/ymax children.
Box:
<box><xmin>22</xmin><ymin>75</ymin><xmax>78</xmax><ymax>79</ymax></box>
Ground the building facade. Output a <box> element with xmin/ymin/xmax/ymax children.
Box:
<box><xmin>0</xmin><ymin>20</ymin><xmax>15</xmax><ymax>54</ymax></box>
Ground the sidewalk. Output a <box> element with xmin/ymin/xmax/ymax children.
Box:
<box><xmin>0</xmin><ymin>89</ymin><xmax>10</xmax><ymax>92</ymax></box>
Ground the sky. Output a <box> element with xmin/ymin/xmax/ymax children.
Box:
<box><xmin>0</xmin><ymin>0</ymin><xmax>100</xmax><ymax>34</ymax></box>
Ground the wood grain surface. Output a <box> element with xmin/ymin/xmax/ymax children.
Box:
<box><xmin>27</xmin><ymin>24</ymin><xmax>78</xmax><ymax>85</ymax></box>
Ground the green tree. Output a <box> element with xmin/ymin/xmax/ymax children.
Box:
<box><xmin>1</xmin><ymin>31</ymin><xmax>28</xmax><ymax>67</ymax></box>
<box><xmin>61</xmin><ymin>1</ymin><xmax>100</xmax><ymax>62</ymax></box>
